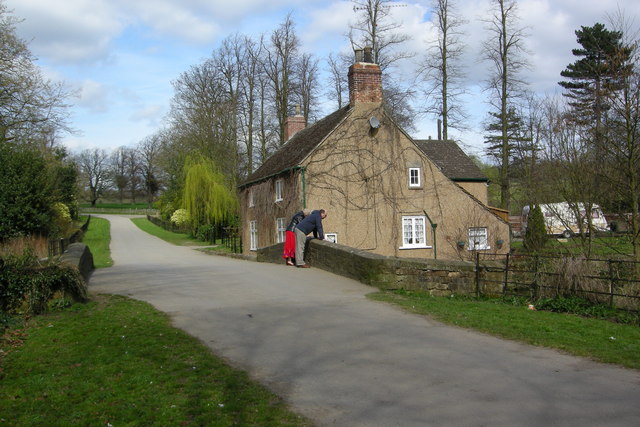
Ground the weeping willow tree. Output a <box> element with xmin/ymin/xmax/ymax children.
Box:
<box><xmin>182</xmin><ymin>155</ymin><xmax>238</xmax><ymax>235</ymax></box>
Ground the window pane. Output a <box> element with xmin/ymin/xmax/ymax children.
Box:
<box><xmin>415</xmin><ymin>218</ymin><xmax>424</xmax><ymax>244</ymax></box>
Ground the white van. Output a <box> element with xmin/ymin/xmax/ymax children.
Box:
<box><xmin>522</xmin><ymin>202</ymin><xmax>609</xmax><ymax>238</ymax></box>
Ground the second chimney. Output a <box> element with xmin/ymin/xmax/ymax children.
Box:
<box><xmin>348</xmin><ymin>47</ymin><xmax>382</xmax><ymax>107</ymax></box>
<box><xmin>284</xmin><ymin>104</ymin><xmax>305</xmax><ymax>141</ymax></box>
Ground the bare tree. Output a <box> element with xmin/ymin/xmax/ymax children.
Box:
<box><xmin>326</xmin><ymin>53</ymin><xmax>349</xmax><ymax>109</ymax></box>
<box><xmin>0</xmin><ymin>4</ymin><xmax>73</xmax><ymax>148</ymax></box>
<box><xmin>76</xmin><ymin>148</ymin><xmax>109</xmax><ymax>207</ymax></box>
<box><xmin>601</xmin><ymin>12</ymin><xmax>640</xmax><ymax>263</ymax></box>
<box><xmin>137</xmin><ymin>133</ymin><xmax>163</xmax><ymax>207</ymax></box>
<box><xmin>349</xmin><ymin>0</ymin><xmax>416</xmax><ymax>129</ymax></box>
<box><xmin>481</xmin><ymin>0</ymin><xmax>530</xmax><ymax>211</ymax></box>
<box><xmin>418</xmin><ymin>0</ymin><xmax>468</xmax><ymax>140</ymax></box>
<box><xmin>348</xmin><ymin>0</ymin><xmax>413</xmax><ymax>71</ymax></box>
<box><xmin>295</xmin><ymin>53</ymin><xmax>320</xmax><ymax>125</ymax></box>
<box><xmin>110</xmin><ymin>146</ymin><xmax>129</xmax><ymax>202</ymax></box>
<box><xmin>123</xmin><ymin>148</ymin><xmax>141</xmax><ymax>203</ymax></box>
<box><xmin>264</xmin><ymin>14</ymin><xmax>300</xmax><ymax>146</ymax></box>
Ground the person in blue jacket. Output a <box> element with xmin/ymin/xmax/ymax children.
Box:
<box><xmin>294</xmin><ymin>209</ymin><xmax>327</xmax><ymax>268</ymax></box>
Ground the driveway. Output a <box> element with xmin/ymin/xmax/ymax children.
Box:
<box><xmin>89</xmin><ymin>215</ymin><xmax>640</xmax><ymax>426</ymax></box>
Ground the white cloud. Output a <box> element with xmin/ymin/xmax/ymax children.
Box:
<box><xmin>6</xmin><ymin>0</ymin><xmax>122</xmax><ymax>64</ymax></box>
<box><xmin>129</xmin><ymin>105</ymin><xmax>164</xmax><ymax>124</ymax></box>
<box><xmin>76</xmin><ymin>80</ymin><xmax>110</xmax><ymax>113</ymax></box>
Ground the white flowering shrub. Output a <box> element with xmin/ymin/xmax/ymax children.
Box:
<box><xmin>170</xmin><ymin>209</ymin><xmax>190</xmax><ymax>227</ymax></box>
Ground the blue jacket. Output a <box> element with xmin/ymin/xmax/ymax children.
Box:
<box><xmin>295</xmin><ymin>210</ymin><xmax>324</xmax><ymax>239</ymax></box>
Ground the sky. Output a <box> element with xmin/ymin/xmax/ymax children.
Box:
<box><xmin>6</xmin><ymin>0</ymin><xmax>640</xmax><ymax>159</ymax></box>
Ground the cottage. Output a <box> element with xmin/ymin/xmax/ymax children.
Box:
<box><xmin>239</xmin><ymin>50</ymin><xmax>509</xmax><ymax>261</ymax></box>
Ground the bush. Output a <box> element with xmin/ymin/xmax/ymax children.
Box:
<box><xmin>524</xmin><ymin>204</ymin><xmax>547</xmax><ymax>253</ymax></box>
<box><xmin>0</xmin><ymin>250</ymin><xmax>87</xmax><ymax>317</ymax></box>
<box><xmin>170</xmin><ymin>209</ymin><xmax>190</xmax><ymax>228</ymax></box>
<box><xmin>535</xmin><ymin>296</ymin><xmax>640</xmax><ymax>326</ymax></box>
<box><xmin>196</xmin><ymin>224</ymin><xmax>214</xmax><ymax>242</ymax></box>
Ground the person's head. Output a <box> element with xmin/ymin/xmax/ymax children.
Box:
<box><xmin>302</xmin><ymin>208</ymin><xmax>311</xmax><ymax>216</ymax></box>
<box><xmin>319</xmin><ymin>209</ymin><xmax>327</xmax><ymax>219</ymax></box>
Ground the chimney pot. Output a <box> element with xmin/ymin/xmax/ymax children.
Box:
<box><xmin>363</xmin><ymin>47</ymin><xmax>373</xmax><ymax>63</ymax></box>
<box><xmin>354</xmin><ymin>48</ymin><xmax>364</xmax><ymax>63</ymax></box>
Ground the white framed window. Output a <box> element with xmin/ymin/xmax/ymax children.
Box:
<box><xmin>249</xmin><ymin>220</ymin><xmax>258</xmax><ymax>251</ymax></box>
<box><xmin>275</xmin><ymin>179</ymin><xmax>284</xmax><ymax>202</ymax></box>
<box><xmin>468</xmin><ymin>227</ymin><xmax>489</xmax><ymax>250</ymax></box>
<box><xmin>400</xmin><ymin>216</ymin><xmax>429</xmax><ymax>249</ymax></box>
<box><xmin>409</xmin><ymin>167</ymin><xmax>421</xmax><ymax>188</ymax></box>
<box><xmin>248</xmin><ymin>189</ymin><xmax>254</xmax><ymax>207</ymax></box>
<box><xmin>325</xmin><ymin>233</ymin><xmax>338</xmax><ymax>243</ymax></box>
<box><xmin>276</xmin><ymin>217</ymin><xmax>286</xmax><ymax>243</ymax></box>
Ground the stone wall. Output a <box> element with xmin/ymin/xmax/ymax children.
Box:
<box><xmin>60</xmin><ymin>243</ymin><xmax>94</xmax><ymax>282</ymax></box>
<box><xmin>257</xmin><ymin>239</ymin><xmax>505</xmax><ymax>296</ymax></box>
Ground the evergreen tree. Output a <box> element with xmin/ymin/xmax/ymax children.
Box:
<box><xmin>524</xmin><ymin>204</ymin><xmax>547</xmax><ymax>253</ymax></box>
<box><xmin>559</xmin><ymin>23</ymin><xmax>632</xmax><ymax>140</ymax></box>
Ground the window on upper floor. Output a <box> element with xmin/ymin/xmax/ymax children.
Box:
<box><xmin>248</xmin><ymin>189</ymin><xmax>254</xmax><ymax>207</ymax></box>
<box><xmin>275</xmin><ymin>179</ymin><xmax>283</xmax><ymax>202</ymax></box>
<box><xmin>409</xmin><ymin>167</ymin><xmax>421</xmax><ymax>188</ymax></box>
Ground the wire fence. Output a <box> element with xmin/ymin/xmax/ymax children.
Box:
<box><xmin>475</xmin><ymin>252</ymin><xmax>640</xmax><ymax>311</ymax></box>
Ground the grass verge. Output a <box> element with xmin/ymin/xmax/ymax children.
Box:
<box><xmin>81</xmin><ymin>216</ymin><xmax>113</xmax><ymax>268</ymax></box>
<box><xmin>369</xmin><ymin>290</ymin><xmax>640</xmax><ymax>370</ymax></box>
<box><xmin>130</xmin><ymin>217</ymin><xmax>204</xmax><ymax>246</ymax></box>
<box><xmin>0</xmin><ymin>295</ymin><xmax>308</xmax><ymax>426</ymax></box>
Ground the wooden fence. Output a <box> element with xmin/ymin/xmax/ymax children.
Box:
<box><xmin>475</xmin><ymin>252</ymin><xmax>640</xmax><ymax>310</ymax></box>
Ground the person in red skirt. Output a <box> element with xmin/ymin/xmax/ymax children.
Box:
<box><xmin>283</xmin><ymin>209</ymin><xmax>310</xmax><ymax>265</ymax></box>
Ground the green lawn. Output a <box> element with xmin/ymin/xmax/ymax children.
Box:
<box><xmin>0</xmin><ymin>295</ymin><xmax>307</xmax><ymax>426</ymax></box>
<box><xmin>512</xmin><ymin>235</ymin><xmax>634</xmax><ymax>258</ymax></box>
<box><xmin>369</xmin><ymin>290</ymin><xmax>640</xmax><ymax>370</ymax></box>
<box><xmin>81</xmin><ymin>215</ymin><xmax>113</xmax><ymax>268</ymax></box>
<box><xmin>130</xmin><ymin>217</ymin><xmax>206</xmax><ymax>246</ymax></box>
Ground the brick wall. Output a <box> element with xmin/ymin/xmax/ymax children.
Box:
<box><xmin>348</xmin><ymin>62</ymin><xmax>383</xmax><ymax>106</ymax></box>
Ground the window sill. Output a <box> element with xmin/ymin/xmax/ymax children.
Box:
<box><xmin>399</xmin><ymin>245</ymin><xmax>432</xmax><ymax>250</ymax></box>
<box><xmin>468</xmin><ymin>246</ymin><xmax>491</xmax><ymax>251</ymax></box>
<box><xmin>408</xmin><ymin>186</ymin><xmax>423</xmax><ymax>190</ymax></box>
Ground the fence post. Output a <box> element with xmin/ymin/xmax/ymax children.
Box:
<box><xmin>608</xmin><ymin>260</ymin><xmax>615</xmax><ymax>307</ymax></box>
<box><xmin>532</xmin><ymin>255</ymin><xmax>539</xmax><ymax>300</ymax></box>
<box><xmin>502</xmin><ymin>253</ymin><xmax>510</xmax><ymax>296</ymax></box>
<box><xmin>475</xmin><ymin>251</ymin><xmax>481</xmax><ymax>297</ymax></box>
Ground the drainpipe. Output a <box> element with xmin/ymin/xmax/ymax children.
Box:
<box><xmin>423</xmin><ymin>209</ymin><xmax>438</xmax><ymax>260</ymax></box>
<box><xmin>298</xmin><ymin>166</ymin><xmax>307</xmax><ymax>209</ymax></box>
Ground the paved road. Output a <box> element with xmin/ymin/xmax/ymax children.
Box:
<box><xmin>89</xmin><ymin>215</ymin><xmax>640</xmax><ymax>426</ymax></box>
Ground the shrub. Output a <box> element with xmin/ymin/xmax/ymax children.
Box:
<box><xmin>0</xmin><ymin>250</ymin><xmax>87</xmax><ymax>317</ymax></box>
<box><xmin>524</xmin><ymin>204</ymin><xmax>547</xmax><ymax>253</ymax></box>
<box><xmin>170</xmin><ymin>209</ymin><xmax>190</xmax><ymax>228</ymax></box>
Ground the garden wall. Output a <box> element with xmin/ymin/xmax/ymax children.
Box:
<box><xmin>257</xmin><ymin>238</ymin><xmax>504</xmax><ymax>296</ymax></box>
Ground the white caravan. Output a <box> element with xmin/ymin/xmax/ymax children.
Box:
<box><xmin>521</xmin><ymin>202</ymin><xmax>609</xmax><ymax>238</ymax></box>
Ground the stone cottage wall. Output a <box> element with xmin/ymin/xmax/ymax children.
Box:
<box><xmin>258</xmin><ymin>239</ymin><xmax>504</xmax><ymax>296</ymax></box>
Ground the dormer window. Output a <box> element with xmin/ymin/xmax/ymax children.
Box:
<box><xmin>409</xmin><ymin>167</ymin><xmax>421</xmax><ymax>188</ymax></box>
<box><xmin>275</xmin><ymin>179</ymin><xmax>283</xmax><ymax>202</ymax></box>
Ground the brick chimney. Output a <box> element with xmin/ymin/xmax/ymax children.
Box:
<box><xmin>348</xmin><ymin>47</ymin><xmax>382</xmax><ymax>107</ymax></box>
<box><xmin>284</xmin><ymin>104</ymin><xmax>305</xmax><ymax>141</ymax></box>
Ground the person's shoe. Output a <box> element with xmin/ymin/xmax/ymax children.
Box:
<box><xmin>286</xmin><ymin>260</ymin><xmax>294</xmax><ymax>266</ymax></box>
<box><xmin>296</xmin><ymin>264</ymin><xmax>311</xmax><ymax>268</ymax></box>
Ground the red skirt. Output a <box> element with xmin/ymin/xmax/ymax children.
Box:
<box><xmin>282</xmin><ymin>230</ymin><xmax>296</xmax><ymax>258</ymax></box>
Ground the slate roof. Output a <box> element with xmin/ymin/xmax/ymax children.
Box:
<box><xmin>240</xmin><ymin>105</ymin><xmax>351</xmax><ymax>187</ymax></box>
<box><xmin>414</xmin><ymin>140</ymin><xmax>488</xmax><ymax>182</ymax></box>
<box><xmin>239</xmin><ymin>107</ymin><xmax>487</xmax><ymax>188</ymax></box>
